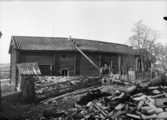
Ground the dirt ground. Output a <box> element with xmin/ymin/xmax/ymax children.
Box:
<box><xmin>1</xmin><ymin>84</ymin><xmax>129</xmax><ymax>120</ymax></box>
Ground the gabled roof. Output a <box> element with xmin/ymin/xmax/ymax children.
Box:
<box><xmin>9</xmin><ymin>36</ymin><xmax>137</xmax><ymax>55</ymax></box>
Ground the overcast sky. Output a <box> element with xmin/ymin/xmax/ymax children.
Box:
<box><xmin>0</xmin><ymin>0</ymin><xmax>167</xmax><ymax>63</ymax></box>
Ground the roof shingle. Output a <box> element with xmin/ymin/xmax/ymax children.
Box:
<box><xmin>10</xmin><ymin>36</ymin><xmax>137</xmax><ymax>55</ymax></box>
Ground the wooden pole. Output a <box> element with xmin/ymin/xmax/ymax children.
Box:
<box><xmin>74</xmin><ymin>53</ymin><xmax>76</xmax><ymax>76</ymax></box>
<box><xmin>68</xmin><ymin>37</ymin><xmax>99</xmax><ymax>71</ymax></box>
<box><xmin>54</xmin><ymin>55</ymin><xmax>56</xmax><ymax>75</ymax></box>
<box><xmin>74</xmin><ymin>46</ymin><xmax>99</xmax><ymax>70</ymax></box>
<box><xmin>118</xmin><ymin>55</ymin><xmax>121</xmax><ymax>75</ymax></box>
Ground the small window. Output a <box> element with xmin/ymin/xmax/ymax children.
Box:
<box><xmin>61</xmin><ymin>69</ymin><xmax>69</xmax><ymax>76</ymax></box>
<box><xmin>62</xmin><ymin>55</ymin><xmax>66</xmax><ymax>58</ymax></box>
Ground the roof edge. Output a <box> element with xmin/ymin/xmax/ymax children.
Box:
<box><xmin>11</xmin><ymin>35</ymin><xmax>130</xmax><ymax>47</ymax></box>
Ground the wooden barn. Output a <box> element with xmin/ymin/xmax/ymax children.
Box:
<box><xmin>9</xmin><ymin>36</ymin><xmax>138</xmax><ymax>86</ymax></box>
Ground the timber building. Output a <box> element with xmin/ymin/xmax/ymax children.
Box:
<box><xmin>9</xmin><ymin>36</ymin><xmax>138</xmax><ymax>86</ymax></box>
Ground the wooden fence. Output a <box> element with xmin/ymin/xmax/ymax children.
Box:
<box><xmin>135</xmin><ymin>71</ymin><xmax>156</xmax><ymax>80</ymax></box>
<box><xmin>118</xmin><ymin>71</ymin><xmax>157</xmax><ymax>82</ymax></box>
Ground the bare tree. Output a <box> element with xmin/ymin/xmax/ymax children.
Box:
<box><xmin>129</xmin><ymin>20</ymin><xmax>161</xmax><ymax>71</ymax></box>
<box><xmin>154</xmin><ymin>43</ymin><xmax>167</xmax><ymax>70</ymax></box>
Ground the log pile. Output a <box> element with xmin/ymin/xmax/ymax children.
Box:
<box><xmin>41</xmin><ymin>85</ymin><xmax>167</xmax><ymax>120</ymax></box>
<box><xmin>22</xmin><ymin>76</ymin><xmax>102</xmax><ymax>102</ymax></box>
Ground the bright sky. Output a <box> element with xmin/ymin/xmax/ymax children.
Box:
<box><xmin>0</xmin><ymin>0</ymin><xmax>167</xmax><ymax>63</ymax></box>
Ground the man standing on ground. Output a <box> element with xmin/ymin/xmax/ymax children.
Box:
<box><xmin>100</xmin><ymin>64</ymin><xmax>110</xmax><ymax>84</ymax></box>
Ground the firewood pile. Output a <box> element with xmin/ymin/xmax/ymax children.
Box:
<box><xmin>40</xmin><ymin>71</ymin><xmax>167</xmax><ymax>120</ymax></box>
<box><xmin>41</xmin><ymin>85</ymin><xmax>167</xmax><ymax>120</ymax></box>
<box><xmin>22</xmin><ymin>76</ymin><xmax>102</xmax><ymax>102</ymax></box>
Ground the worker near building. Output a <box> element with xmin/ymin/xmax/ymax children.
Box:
<box><xmin>100</xmin><ymin>64</ymin><xmax>109</xmax><ymax>76</ymax></box>
<box><xmin>100</xmin><ymin>64</ymin><xmax>110</xmax><ymax>84</ymax></box>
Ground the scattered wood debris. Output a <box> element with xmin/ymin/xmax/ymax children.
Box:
<box><xmin>40</xmin><ymin>85</ymin><xmax>167</xmax><ymax>120</ymax></box>
<box><xmin>40</xmin><ymin>72</ymin><xmax>167</xmax><ymax>120</ymax></box>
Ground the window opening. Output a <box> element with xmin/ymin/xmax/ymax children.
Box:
<box><xmin>61</xmin><ymin>69</ymin><xmax>69</xmax><ymax>76</ymax></box>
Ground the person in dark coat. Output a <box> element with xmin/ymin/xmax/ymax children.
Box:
<box><xmin>100</xmin><ymin>64</ymin><xmax>109</xmax><ymax>76</ymax></box>
<box><xmin>100</xmin><ymin>64</ymin><xmax>110</xmax><ymax>84</ymax></box>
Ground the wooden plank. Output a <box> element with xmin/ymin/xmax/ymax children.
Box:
<box><xmin>40</xmin><ymin>85</ymin><xmax>101</xmax><ymax>104</ymax></box>
<box><xmin>118</xmin><ymin>55</ymin><xmax>121</xmax><ymax>74</ymax></box>
<box><xmin>69</xmin><ymin>39</ymin><xmax>99</xmax><ymax>70</ymax></box>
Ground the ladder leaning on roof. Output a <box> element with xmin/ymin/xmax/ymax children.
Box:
<box><xmin>68</xmin><ymin>36</ymin><xmax>100</xmax><ymax>71</ymax></box>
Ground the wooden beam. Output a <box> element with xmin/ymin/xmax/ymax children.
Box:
<box><xmin>118</xmin><ymin>55</ymin><xmax>121</xmax><ymax>74</ymax></box>
<box><xmin>41</xmin><ymin>85</ymin><xmax>101</xmax><ymax>104</ymax></box>
<box><xmin>54</xmin><ymin>54</ymin><xmax>56</xmax><ymax>76</ymax></box>
<box><xmin>75</xmin><ymin>46</ymin><xmax>99</xmax><ymax>70</ymax></box>
<box><xmin>74</xmin><ymin>53</ymin><xmax>76</xmax><ymax>76</ymax></box>
<box><xmin>69</xmin><ymin>41</ymin><xmax>99</xmax><ymax>71</ymax></box>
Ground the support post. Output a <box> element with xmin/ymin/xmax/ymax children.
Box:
<box><xmin>118</xmin><ymin>55</ymin><xmax>121</xmax><ymax>75</ymax></box>
<box><xmin>54</xmin><ymin>54</ymin><xmax>56</xmax><ymax>76</ymax></box>
<box><xmin>74</xmin><ymin>53</ymin><xmax>76</xmax><ymax>76</ymax></box>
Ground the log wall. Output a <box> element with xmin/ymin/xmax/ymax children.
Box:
<box><xmin>11</xmin><ymin>50</ymin><xmax>136</xmax><ymax>87</ymax></box>
<box><xmin>54</xmin><ymin>52</ymin><xmax>75</xmax><ymax>76</ymax></box>
<box><xmin>76</xmin><ymin>52</ymin><xmax>100</xmax><ymax>76</ymax></box>
<box><xmin>101</xmin><ymin>53</ymin><xmax>119</xmax><ymax>74</ymax></box>
<box><xmin>19</xmin><ymin>51</ymin><xmax>54</xmax><ymax>64</ymax></box>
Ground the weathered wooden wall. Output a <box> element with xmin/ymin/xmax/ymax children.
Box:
<box><xmin>55</xmin><ymin>52</ymin><xmax>75</xmax><ymax>76</ymax></box>
<box><xmin>121</xmin><ymin>55</ymin><xmax>136</xmax><ymax>73</ymax></box>
<box><xmin>11</xmin><ymin>50</ymin><xmax>137</xmax><ymax>87</ymax></box>
<box><xmin>76</xmin><ymin>52</ymin><xmax>100</xmax><ymax>76</ymax></box>
<box><xmin>16</xmin><ymin>51</ymin><xmax>122</xmax><ymax>76</ymax></box>
<box><xmin>10</xmin><ymin>47</ymin><xmax>19</xmax><ymax>86</ymax></box>
<box><xmin>101</xmin><ymin>53</ymin><xmax>119</xmax><ymax>74</ymax></box>
<box><xmin>19</xmin><ymin>51</ymin><xmax>54</xmax><ymax>64</ymax></box>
